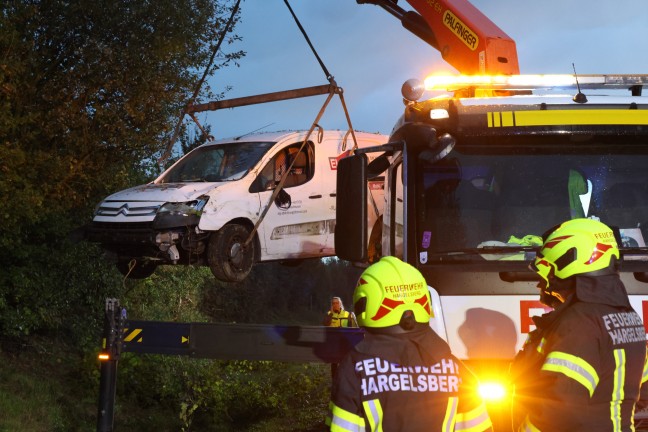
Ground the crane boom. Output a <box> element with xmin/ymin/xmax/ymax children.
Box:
<box><xmin>358</xmin><ymin>0</ymin><xmax>519</xmax><ymax>74</ymax></box>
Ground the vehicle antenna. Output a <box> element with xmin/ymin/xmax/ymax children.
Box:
<box><xmin>572</xmin><ymin>63</ymin><xmax>588</xmax><ymax>104</ymax></box>
<box><xmin>234</xmin><ymin>123</ymin><xmax>276</xmax><ymax>140</ymax></box>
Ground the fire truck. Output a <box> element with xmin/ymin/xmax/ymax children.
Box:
<box><xmin>335</xmin><ymin>0</ymin><xmax>648</xmax><ymax>427</ymax></box>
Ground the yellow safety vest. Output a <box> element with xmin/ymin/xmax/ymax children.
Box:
<box><xmin>327</xmin><ymin>310</ymin><xmax>355</xmax><ymax>327</ymax></box>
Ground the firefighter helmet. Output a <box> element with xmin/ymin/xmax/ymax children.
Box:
<box><xmin>353</xmin><ymin>256</ymin><xmax>431</xmax><ymax>328</ymax></box>
<box><xmin>531</xmin><ymin>218</ymin><xmax>619</xmax><ymax>284</ymax></box>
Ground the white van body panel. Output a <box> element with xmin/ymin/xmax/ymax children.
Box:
<box><xmin>197</xmin><ymin>181</ymin><xmax>260</xmax><ymax>231</ymax></box>
<box><xmin>257</xmin><ymin>135</ymin><xmax>343</xmax><ymax>258</ymax></box>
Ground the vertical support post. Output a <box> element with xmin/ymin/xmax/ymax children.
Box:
<box><xmin>96</xmin><ymin>298</ymin><xmax>125</xmax><ymax>432</ymax></box>
<box><xmin>96</xmin><ymin>357</ymin><xmax>118</xmax><ymax>432</ymax></box>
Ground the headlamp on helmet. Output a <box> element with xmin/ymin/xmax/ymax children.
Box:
<box><xmin>353</xmin><ymin>256</ymin><xmax>432</xmax><ymax>329</ymax></box>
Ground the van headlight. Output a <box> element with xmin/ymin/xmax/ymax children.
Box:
<box><xmin>157</xmin><ymin>196</ymin><xmax>209</xmax><ymax>217</ymax></box>
<box><xmin>153</xmin><ymin>196</ymin><xmax>209</xmax><ymax>230</ymax></box>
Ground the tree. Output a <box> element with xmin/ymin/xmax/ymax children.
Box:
<box><xmin>0</xmin><ymin>0</ymin><xmax>244</xmax><ymax>339</ymax></box>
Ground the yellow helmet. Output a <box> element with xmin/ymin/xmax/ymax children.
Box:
<box><xmin>531</xmin><ymin>218</ymin><xmax>619</xmax><ymax>284</ymax></box>
<box><xmin>353</xmin><ymin>256</ymin><xmax>431</xmax><ymax>328</ymax></box>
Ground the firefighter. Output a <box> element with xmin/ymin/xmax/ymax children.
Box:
<box><xmin>328</xmin><ymin>256</ymin><xmax>492</xmax><ymax>432</ymax></box>
<box><xmin>324</xmin><ymin>297</ymin><xmax>358</xmax><ymax>328</ymax></box>
<box><xmin>511</xmin><ymin>218</ymin><xmax>648</xmax><ymax>431</ymax></box>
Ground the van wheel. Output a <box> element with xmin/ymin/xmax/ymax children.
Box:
<box><xmin>208</xmin><ymin>224</ymin><xmax>256</xmax><ymax>283</ymax></box>
<box><xmin>116</xmin><ymin>259</ymin><xmax>157</xmax><ymax>279</ymax></box>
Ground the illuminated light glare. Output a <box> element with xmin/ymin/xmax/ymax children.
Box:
<box><xmin>508</xmin><ymin>74</ymin><xmax>575</xmax><ymax>87</ymax></box>
<box><xmin>98</xmin><ymin>353</ymin><xmax>111</xmax><ymax>361</ymax></box>
<box><xmin>424</xmin><ymin>75</ymin><xmax>505</xmax><ymax>90</ymax></box>
<box><xmin>423</xmin><ymin>74</ymin><xmax>582</xmax><ymax>90</ymax></box>
<box><xmin>478</xmin><ymin>382</ymin><xmax>507</xmax><ymax>401</ymax></box>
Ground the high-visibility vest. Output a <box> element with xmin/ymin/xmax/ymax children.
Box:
<box><xmin>326</xmin><ymin>310</ymin><xmax>356</xmax><ymax>328</ymax></box>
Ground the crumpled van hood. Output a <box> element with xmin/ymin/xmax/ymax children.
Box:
<box><xmin>103</xmin><ymin>182</ymin><xmax>220</xmax><ymax>202</ymax></box>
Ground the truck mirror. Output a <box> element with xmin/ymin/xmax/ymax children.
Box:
<box><xmin>391</xmin><ymin>122</ymin><xmax>454</xmax><ymax>162</ymax></box>
<box><xmin>335</xmin><ymin>154</ymin><xmax>368</xmax><ymax>262</ymax></box>
<box><xmin>420</xmin><ymin>133</ymin><xmax>456</xmax><ymax>163</ymax></box>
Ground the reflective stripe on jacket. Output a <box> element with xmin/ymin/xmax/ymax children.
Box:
<box><xmin>329</xmin><ymin>326</ymin><xmax>492</xmax><ymax>432</ymax></box>
<box><xmin>511</xmin><ymin>274</ymin><xmax>647</xmax><ymax>432</ymax></box>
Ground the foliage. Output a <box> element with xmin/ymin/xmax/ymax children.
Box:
<box><xmin>111</xmin><ymin>259</ymin><xmax>360</xmax><ymax>432</ymax></box>
<box><xmin>200</xmin><ymin>258</ymin><xmax>363</xmax><ymax>325</ymax></box>
<box><xmin>0</xmin><ymin>0</ymin><xmax>365</xmax><ymax>429</ymax></box>
<box><xmin>0</xmin><ymin>257</ymin><xmax>360</xmax><ymax>431</ymax></box>
<box><xmin>0</xmin><ymin>334</ymin><xmax>102</xmax><ymax>431</ymax></box>
<box><xmin>115</xmin><ymin>261</ymin><xmax>359</xmax><ymax>430</ymax></box>
<box><xmin>0</xmin><ymin>240</ymin><xmax>122</xmax><ymax>343</ymax></box>
<box><xmin>181</xmin><ymin>123</ymin><xmax>215</xmax><ymax>155</ymax></box>
<box><xmin>0</xmin><ymin>0</ymin><xmax>243</xmax><ymax>341</ymax></box>
<box><xmin>0</xmin><ymin>355</ymin><xmax>67</xmax><ymax>431</ymax></box>
<box><xmin>109</xmin><ymin>261</ymin><xmax>359</xmax><ymax>431</ymax></box>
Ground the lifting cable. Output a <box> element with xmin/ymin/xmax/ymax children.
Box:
<box><xmin>157</xmin><ymin>0</ymin><xmax>242</xmax><ymax>168</ymax></box>
<box><xmin>282</xmin><ymin>0</ymin><xmax>332</xmax><ymax>81</ymax></box>
<box><xmin>282</xmin><ymin>0</ymin><xmax>358</xmax><ymax>150</ymax></box>
<box><xmin>241</xmin><ymin>0</ymin><xmax>360</xmax><ymax>248</ymax></box>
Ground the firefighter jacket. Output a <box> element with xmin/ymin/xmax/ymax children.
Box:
<box><xmin>511</xmin><ymin>274</ymin><xmax>648</xmax><ymax>432</ymax></box>
<box><xmin>328</xmin><ymin>325</ymin><xmax>492</xmax><ymax>431</ymax></box>
<box><xmin>324</xmin><ymin>310</ymin><xmax>357</xmax><ymax>328</ymax></box>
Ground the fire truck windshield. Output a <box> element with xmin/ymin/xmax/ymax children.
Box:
<box><xmin>417</xmin><ymin>141</ymin><xmax>648</xmax><ymax>262</ymax></box>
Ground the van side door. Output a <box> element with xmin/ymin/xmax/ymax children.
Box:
<box><xmin>250</xmin><ymin>141</ymin><xmax>334</xmax><ymax>259</ymax></box>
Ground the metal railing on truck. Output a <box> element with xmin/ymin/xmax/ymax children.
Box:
<box><xmin>96</xmin><ymin>298</ymin><xmax>363</xmax><ymax>432</ymax></box>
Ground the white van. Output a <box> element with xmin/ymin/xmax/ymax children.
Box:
<box><xmin>86</xmin><ymin>130</ymin><xmax>387</xmax><ymax>282</ymax></box>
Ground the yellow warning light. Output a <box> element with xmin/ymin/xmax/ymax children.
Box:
<box><xmin>478</xmin><ymin>381</ymin><xmax>507</xmax><ymax>402</ymax></box>
<box><xmin>425</xmin><ymin>74</ymin><xmax>504</xmax><ymax>90</ymax></box>
<box><xmin>98</xmin><ymin>353</ymin><xmax>111</xmax><ymax>361</ymax></box>
<box><xmin>507</xmin><ymin>74</ymin><xmax>577</xmax><ymax>87</ymax></box>
<box><xmin>423</xmin><ymin>74</ymin><xmax>582</xmax><ymax>91</ymax></box>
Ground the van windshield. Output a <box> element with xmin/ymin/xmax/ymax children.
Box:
<box><xmin>417</xmin><ymin>139</ymin><xmax>648</xmax><ymax>261</ymax></box>
<box><xmin>159</xmin><ymin>141</ymin><xmax>274</xmax><ymax>183</ymax></box>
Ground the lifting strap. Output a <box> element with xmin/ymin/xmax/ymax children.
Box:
<box><xmin>241</xmin><ymin>77</ymin><xmax>361</xmax><ymax>248</ymax></box>
<box><xmin>243</xmin><ymin>89</ymin><xmax>335</xmax><ymax>248</ymax></box>
<box><xmin>240</xmin><ymin>0</ymin><xmax>360</xmax><ymax>249</ymax></box>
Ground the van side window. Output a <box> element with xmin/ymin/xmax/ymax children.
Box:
<box><xmin>250</xmin><ymin>142</ymin><xmax>314</xmax><ymax>192</ymax></box>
